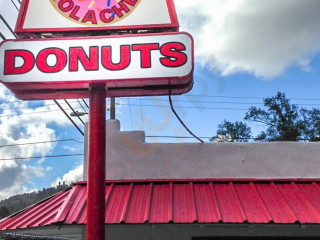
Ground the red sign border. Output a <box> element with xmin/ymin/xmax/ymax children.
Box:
<box><xmin>15</xmin><ymin>0</ymin><xmax>179</xmax><ymax>37</ymax></box>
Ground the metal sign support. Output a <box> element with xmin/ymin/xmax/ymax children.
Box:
<box><xmin>86</xmin><ymin>85</ymin><xmax>106</xmax><ymax>240</ymax></box>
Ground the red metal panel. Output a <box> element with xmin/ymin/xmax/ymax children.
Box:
<box><xmin>0</xmin><ymin>190</ymin><xmax>68</xmax><ymax>230</ymax></box>
<box><xmin>255</xmin><ymin>183</ymin><xmax>297</xmax><ymax>223</ymax></box>
<box><xmin>296</xmin><ymin>183</ymin><xmax>320</xmax><ymax>213</ymax></box>
<box><xmin>105</xmin><ymin>184</ymin><xmax>133</xmax><ymax>224</ymax></box>
<box><xmin>172</xmin><ymin>183</ymin><xmax>197</xmax><ymax>223</ymax></box>
<box><xmin>54</xmin><ymin>185</ymin><xmax>83</xmax><ymax>222</ymax></box>
<box><xmin>193</xmin><ymin>183</ymin><xmax>221</xmax><ymax>223</ymax></box>
<box><xmin>21</xmin><ymin>197</ymin><xmax>62</xmax><ymax>228</ymax></box>
<box><xmin>33</xmin><ymin>205</ymin><xmax>61</xmax><ymax>227</ymax></box>
<box><xmin>234</xmin><ymin>183</ymin><xmax>272</xmax><ymax>223</ymax></box>
<box><xmin>277</xmin><ymin>183</ymin><xmax>320</xmax><ymax>223</ymax></box>
<box><xmin>125</xmin><ymin>184</ymin><xmax>153</xmax><ymax>223</ymax></box>
<box><xmin>149</xmin><ymin>183</ymin><xmax>173</xmax><ymax>223</ymax></box>
<box><xmin>213</xmin><ymin>183</ymin><xmax>246</xmax><ymax>223</ymax></box>
<box><xmin>65</xmin><ymin>186</ymin><xmax>87</xmax><ymax>224</ymax></box>
<box><xmin>2</xmin><ymin>180</ymin><xmax>320</xmax><ymax>230</ymax></box>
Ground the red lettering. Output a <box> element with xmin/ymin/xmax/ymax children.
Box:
<box><xmin>36</xmin><ymin>48</ymin><xmax>67</xmax><ymax>73</ymax></box>
<box><xmin>82</xmin><ymin>10</ymin><xmax>97</xmax><ymax>24</ymax></box>
<box><xmin>112</xmin><ymin>2</ymin><xmax>129</xmax><ymax>18</ymax></box>
<box><xmin>101</xmin><ymin>45</ymin><xmax>130</xmax><ymax>71</ymax></box>
<box><xmin>69</xmin><ymin>47</ymin><xmax>99</xmax><ymax>72</ymax></box>
<box><xmin>4</xmin><ymin>50</ymin><xmax>34</xmax><ymax>75</ymax></box>
<box><xmin>100</xmin><ymin>9</ymin><xmax>114</xmax><ymax>23</ymax></box>
<box><xmin>70</xmin><ymin>5</ymin><xmax>80</xmax><ymax>21</ymax></box>
<box><xmin>160</xmin><ymin>42</ymin><xmax>187</xmax><ymax>68</ymax></box>
<box><xmin>132</xmin><ymin>44</ymin><xmax>159</xmax><ymax>68</ymax></box>
<box><xmin>122</xmin><ymin>0</ymin><xmax>138</xmax><ymax>6</ymax></box>
<box><xmin>58</xmin><ymin>0</ymin><xmax>74</xmax><ymax>12</ymax></box>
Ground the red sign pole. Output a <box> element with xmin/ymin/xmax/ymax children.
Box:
<box><xmin>86</xmin><ymin>85</ymin><xmax>106</xmax><ymax>240</ymax></box>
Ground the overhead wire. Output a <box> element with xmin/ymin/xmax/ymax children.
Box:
<box><xmin>82</xmin><ymin>99</ymin><xmax>89</xmax><ymax>109</ymax></box>
<box><xmin>186</xmin><ymin>94</ymin><xmax>320</xmax><ymax>101</ymax></box>
<box><xmin>53</xmin><ymin>100</ymin><xmax>84</xmax><ymax>136</ymax></box>
<box><xmin>0</xmin><ymin>100</ymin><xmax>79</xmax><ymax>111</ymax></box>
<box><xmin>127</xmin><ymin>98</ymin><xmax>134</xmax><ymax>129</ymax></box>
<box><xmin>64</xmin><ymin>100</ymin><xmax>85</xmax><ymax>125</ymax></box>
<box><xmin>0</xmin><ymin>153</ymin><xmax>84</xmax><ymax>161</ymax></box>
<box><xmin>120</xmin><ymin>103</ymin><xmax>249</xmax><ymax>111</ymax></box>
<box><xmin>168</xmin><ymin>91</ymin><xmax>204</xmax><ymax>143</ymax></box>
<box><xmin>10</xmin><ymin>0</ymin><xmax>19</xmax><ymax>11</ymax></box>
<box><xmin>146</xmin><ymin>135</ymin><xmax>211</xmax><ymax>139</ymax></box>
<box><xmin>77</xmin><ymin>99</ymin><xmax>88</xmax><ymax>114</ymax></box>
<box><xmin>0</xmin><ymin>98</ymin><xmax>319</xmax><ymax>113</ymax></box>
<box><xmin>0</xmin><ymin>15</ymin><xmax>18</xmax><ymax>38</ymax></box>
<box><xmin>0</xmin><ymin>106</ymin><xmax>86</xmax><ymax>117</ymax></box>
<box><xmin>0</xmin><ymin>138</ymin><xmax>84</xmax><ymax>148</ymax></box>
<box><xmin>139</xmin><ymin>97</ymin><xmax>145</xmax><ymax>131</ymax></box>
<box><xmin>0</xmin><ymin>31</ymin><xmax>5</xmax><ymax>40</ymax></box>
<box><xmin>129</xmin><ymin>98</ymin><xmax>320</xmax><ymax>106</ymax></box>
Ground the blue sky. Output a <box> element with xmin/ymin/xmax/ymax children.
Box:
<box><xmin>0</xmin><ymin>0</ymin><xmax>320</xmax><ymax>199</ymax></box>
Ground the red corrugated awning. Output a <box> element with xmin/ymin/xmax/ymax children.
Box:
<box><xmin>1</xmin><ymin>180</ymin><xmax>320</xmax><ymax>230</ymax></box>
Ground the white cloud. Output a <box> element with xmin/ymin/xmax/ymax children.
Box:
<box><xmin>0</xmin><ymin>164</ymin><xmax>47</xmax><ymax>200</ymax></box>
<box><xmin>63</xmin><ymin>145</ymin><xmax>77</xmax><ymax>153</ymax></box>
<box><xmin>52</xmin><ymin>165</ymin><xmax>83</xmax><ymax>186</ymax></box>
<box><xmin>176</xmin><ymin>0</ymin><xmax>320</xmax><ymax>78</ymax></box>
<box><xmin>0</xmin><ymin>85</ymin><xmax>87</xmax><ymax>199</ymax></box>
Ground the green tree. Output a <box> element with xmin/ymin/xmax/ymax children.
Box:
<box><xmin>301</xmin><ymin>108</ymin><xmax>320</xmax><ymax>141</ymax></box>
<box><xmin>0</xmin><ymin>206</ymin><xmax>10</xmax><ymax>219</ymax></box>
<box><xmin>211</xmin><ymin>120</ymin><xmax>252</xmax><ymax>142</ymax></box>
<box><xmin>245</xmin><ymin>92</ymin><xmax>305</xmax><ymax>141</ymax></box>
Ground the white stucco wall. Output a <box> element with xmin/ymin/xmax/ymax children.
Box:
<box><xmin>83</xmin><ymin>120</ymin><xmax>320</xmax><ymax>180</ymax></box>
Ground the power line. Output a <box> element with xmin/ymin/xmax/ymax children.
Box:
<box><xmin>54</xmin><ymin>100</ymin><xmax>84</xmax><ymax>136</ymax></box>
<box><xmin>146</xmin><ymin>135</ymin><xmax>211</xmax><ymax>139</ymax></box>
<box><xmin>0</xmin><ymin>31</ymin><xmax>5</xmax><ymax>40</ymax></box>
<box><xmin>169</xmin><ymin>91</ymin><xmax>204</xmax><ymax>143</ymax></box>
<box><xmin>127</xmin><ymin>98</ymin><xmax>134</xmax><ymax>129</ymax></box>
<box><xmin>0</xmin><ymin>153</ymin><xmax>84</xmax><ymax>161</ymax></box>
<box><xmin>0</xmin><ymin>109</ymin><xmax>61</xmax><ymax>117</ymax></box>
<box><xmin>0</xmin><ymin>101</ymin><xmax>316</xmax><ymax>118</ymax></box>
<box><xmin>0</xmin><ymin>106</ymin><xmax>85</xmax><ymax>118</ymax></box>
<box><xmin>132</xmin><ymin>98</ymin><xmax>320</xmax><ymax>106</ymax></box>
<box><xmin>65</xmin><ymin>100</ymin><xmax>85</xmax><ymax>125</ymax></box>
<box><xmin>121</xmin><ymin>103</ymin><xmax>249</xmax><ymax>111</ymax></box>
<box><xmin>0</xmin><ymin>14</ymin><xmax>18</xmax><ymax>38</ymax></box>
<box><xmin>186</xmin><ymin>94</ymin><xmax>320</xmax><ymax>101</ymax></box>
<box><xmin>0</xmin><ymin>100</ymin><xmax>79</xmax><ymax>111</ymax></box>
<box><xmin>139</xmin><ymin>97</ymin><xmax>144</xmax><ymax>131</ymax></box>
<box><xmin>10</xmin><ymin>0</ymin><xmax>19</xmax><ymax>11</ymax></box>
<box><xmin>0</xmin><ymin>138</ymin><xmax>84</xmax><ymax>148</ymax></box>
<box><xmin>77</xmin><ymin>99</ymin><xmax>88</xmax><ymax>114</ymax></box>
<box><xmin>82</xmin><ymin>99</ymin><xmax>89</xmax><ymax>109</ymax></box>
<box><xmin>0</xmin><ymin>98</ymin><xmax>319</xmax><ymax>113</ymax></box>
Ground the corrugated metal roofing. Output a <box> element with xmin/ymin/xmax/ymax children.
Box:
<box><xmin>1</xmin><ymin>180</ymin><xmax>320</xmax><ymax>230</ymax></box>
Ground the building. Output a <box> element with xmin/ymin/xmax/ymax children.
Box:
<box><xmin>1</xmin><ymin>120</ymin><xmax>320</xmax><ymax>239</ymax></box>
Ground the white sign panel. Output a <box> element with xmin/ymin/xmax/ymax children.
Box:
<box><xmin>0</xmin><ymin>32</ymin><xmax>194</xmax><ymax>99</ymax></box>
<box><xmin>1</xmin><ymin>32</ymin><xmax>192</xmax><ymax>83</ymax></box>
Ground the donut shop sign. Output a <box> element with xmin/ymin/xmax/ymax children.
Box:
<box><xmin>0</xmin><ymin>0</ymin><xmax>193</xmax><ymax>100</ymax></box>
<box><xmin>0</xmin><ymin>32</ymin><xmax>193</xmax><ymax>100</ymax></box>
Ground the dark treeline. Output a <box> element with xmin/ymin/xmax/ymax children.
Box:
<box><xmin>0</xmin><ymin>183</ymin><xmax>71</xmax><ymax>219</ymax></box>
